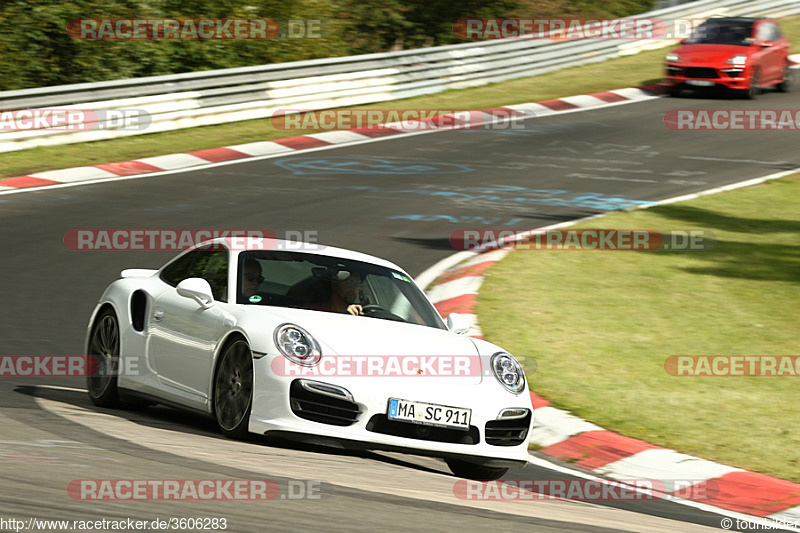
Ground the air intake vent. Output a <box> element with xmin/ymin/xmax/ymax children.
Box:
<box><xmin>289</xmin><ymin>380</ymin><xmax>360</xmax><ymax>426</ymax></box>
<box><xmin>485</xmin><ymin>411</ymin><xmax>532</xmax><ymax>446</ymax></box>
<box><xmin>366</xmin><ymin>414</ymin><xmax>479</xmax><ymax>445</ymax></box>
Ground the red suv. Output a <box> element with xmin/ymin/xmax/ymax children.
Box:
<box><xmin>664</xmin><ymin>17</ymin><xmax>792</xmax><ymax>98</ymax></box>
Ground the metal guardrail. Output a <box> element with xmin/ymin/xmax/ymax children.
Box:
<box><xmin>0</xmin><ymin>0</ymin><xmax>798</xmax><ymax>153</ymax></box>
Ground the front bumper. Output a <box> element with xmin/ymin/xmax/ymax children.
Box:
<box><xmin>249</xmin><ymin>354</ymin><xmax>534</xmax><ymax>466</ymax></box>
<box><xmin>665</xmin><ymin>63</ymin><xmax>750</xmax><ymax>90</ymax></box>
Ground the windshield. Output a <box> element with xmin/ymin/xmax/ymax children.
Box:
<box><xmin>688</xmin><ymin>20</ymin><xmax>754</xmax><ymax>46</ymax></box>
<box><xmin>236</xmin><ymin>251</ymin><xmax>446</xmax><ymax>330</ymax></box>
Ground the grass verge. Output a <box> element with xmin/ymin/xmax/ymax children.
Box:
<box><xmin>2</xmin><ymin>16</ymin><xmax>798</xmax><ymax>180</ymax></box>
<box><xmin>476</xmin><ymin>174</ymin><xmax>800</xmax><ymax>482</ymax></box>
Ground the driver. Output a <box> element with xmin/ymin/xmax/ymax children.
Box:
<box><xmin>333</xmin><ymin>272</ymin><xmax>364</xmax><ymax>316</ymax></box>
<box><xmin>311</xmin><ymin>270</ymin><xmax>364</xmax><ymax>315</ymax></box>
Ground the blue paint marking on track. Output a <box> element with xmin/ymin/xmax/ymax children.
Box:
<box><xmin>274</xmin><ymin>157</ymin><xmax>473</xmax><ymax>175</ymax></box>
<box><xmin>329</xmin><ymin>183</ymin><xmax>652</xmax><ymax>212</ymax></box>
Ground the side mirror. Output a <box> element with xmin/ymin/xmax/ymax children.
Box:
<box><xmin>760</xmin><ymin>40</ymin><xmax>774</xmax><ymax>48</ymax></box>
<box><xmin>446</xmin><ymin>313</ymin><xmax>471</xmax><ymax>335</ymax></box>
<box><xmin>177</xmin><ymin>278</ymin><xmax>215</xmax><ymax>309</ymax></box>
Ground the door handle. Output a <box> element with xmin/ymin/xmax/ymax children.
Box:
<box><xmin>153</xmin><ymin>309</ymin><xmax>165</xmax><ymax>321</ymax></box>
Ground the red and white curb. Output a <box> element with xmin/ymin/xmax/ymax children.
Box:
<box><xmin>419</xmin><ymin>168</ymin><xmax>800</xmax><ymax>524</ymax></box>
<box><xmin>0</xmin><ymin>84</ymin><xmax>665</xmax><ymax>194</ymax></box>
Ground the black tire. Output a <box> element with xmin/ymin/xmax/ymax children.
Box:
<box><xmin>744</xmin><ymin>68</ymin><xmax>760</xmax><ymax>99</ymax></box>
<box><xmin>776</xmin><ymin>62</ymin><xmax>793</xmax><ymax>93</ymax></box>
<box><xmin>213</xmin><ymin>338</ymin><xmax>254</xmax><ymax>439</ymax></box>
<box><xmin>668</xmin><ymin>84</ymin><xmax>682</xmax><ymax>97</ymax></box>
<box><xmin>446</xmin><ymin>458</ymin><xmax>509</xmax><ymax>481</ymax></box>
<box><xmin>86</xmin><ymin>308</ymin><xmax>122</xmax><ymax>407</ymax></box>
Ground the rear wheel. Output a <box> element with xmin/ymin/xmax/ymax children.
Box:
<box><xmin>87</xmin><ymin>308</ymin><xmax>122</xmax><ymax>407</ymax></box>
<box><xmin>446</xmin><ymin>458</ymin><xmax>508</xmax><ymax>481</ymax></box>
<box><xmin>213</xmin><ymin>338</ymin><xmax>254</xmax><ymax>439</ymax></box>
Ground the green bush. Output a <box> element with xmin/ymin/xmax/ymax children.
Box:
<box><xmin>0</xmin><ymin>0</ymin><xmax>654</xmax><ymax>90</ymax></box>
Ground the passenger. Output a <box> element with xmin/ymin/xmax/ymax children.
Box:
<box><xmin>242</xmin><ymin>258</ymin><xmax>264</xmax><ymax>300</ymax></box>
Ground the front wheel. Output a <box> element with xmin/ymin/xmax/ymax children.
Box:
<box><xmin>744</xmin><ymin>68</ymin><xmax>760</xmax><ymax>99</ymax></box>
<box><xmin>446</xmin><ymin>458</ymin><xmax>508</xmax><ymax>481</ymax></box>
<box><xmin>87</xmin><ymin>308</ymin><xmax>122</xmax><ymax>407</ymax></box>
<box><xmin>776</xmin><ymin>62</ymin><xmax>793</xmax><ymax>93</ymax></box>
<box><xmin>213</xmin><ymin>339</ymin><xmax>254</xmax><ymax>439</ymax></box>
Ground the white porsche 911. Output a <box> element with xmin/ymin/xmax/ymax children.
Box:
<box><xmin>85</xmin><ymin>238</ymin><xmax>533</xmax><ymax>479</ymax></box>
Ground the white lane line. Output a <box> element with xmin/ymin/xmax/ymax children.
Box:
<box><xmin>680</xmin><ymin>156</ymin><xmax>792</xmax><ymax>165</ymax></box>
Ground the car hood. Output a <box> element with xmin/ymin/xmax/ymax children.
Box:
<box><xmin>238</xmin><ymin>306</ymin><xmax>485</xmax><ymax>383</ymax></box>
<box><xmin>673</xmin><ymin>44</ymin><xmax>754</xmax><ymax>64</ymax></box>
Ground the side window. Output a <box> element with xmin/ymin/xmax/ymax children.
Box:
<box><xmin>160</xmin><ymin>251</ymin><xmax>197</xmax><ymax>286</ymax></box>
<box><xmin>161</xmin><ymin>249</ymin><xmax>229</xmax><ymax>301</ymax></box>
<box><xmin>755</xmin><ymin>22</ymin><xmax>775</xmax><ymax>43</ymax></box>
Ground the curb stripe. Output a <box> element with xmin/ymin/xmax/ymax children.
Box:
<box><xmin>434</xmin><ymin>261</ymin><xmax>497</xmax><ymax>285</ymax></box>
<box><xmin>590</xmin><ymin>91</ymin><xmax>630</xmax><ymax>103</ymax></box>
<box><xmin>537</xmin><ymin>99</ymin><xmax>578</xmax><ymax>111</ymax></box>
<box><xmin>0</xmin><ymin>176</ymin><xmax>61</xmax><ymax>188</ymax></box>
<box><xmin>540</xmin><ymin>430</ymin><xmax>662</xmax><ymax>470</ymax></box>
<box><xmin>271</xmin><ymin>136</ymin><xmax>333</xmax><ymax>150</ymax></box>
<box><xmin>433</xmin><ymin>294</ymin><xmax>477</xmax><ymax>316</ymax></box>
<box><xmin>529</xmin><ymin>392</ymin><xmax>550</xmax><ymax>409</ymax></box>
<box><xmin>681</xmin><ymin>472</ymin><xmax>800</xmax><ymax>517</ymax></box>
<box><xmin>188</xmin><ymin>147</ymin><xmax>250</xmax><ymax>163</ymax></box>
<box><xmin>348</xmin><ymin>126</ymin><xmax>404</xmax><ymax>138</ymax></box>
<box><xmin>95</xmin><ymin>160</ymin><xmax>164</xmax><ymax>176</ymax></box>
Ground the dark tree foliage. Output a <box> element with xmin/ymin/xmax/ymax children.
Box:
<box><xmin>0</xmin><ymin>0</ymin><xmax>654</xmax><ymax>90</ymax></box>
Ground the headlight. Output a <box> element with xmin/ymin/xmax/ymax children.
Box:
<box><xmin>274</xmin><ymin>324</ymin><xmax>321</xmax><ymax>366</ymax></box>
<box><xmin>491</xmin><ymin>352</ymin><xmax>526</xmax><ymax>394</ymax></box>
<box><xmin>665</xmin><ymin>52</ymin><xmax>680</xmax><ymax>63</ymax></box>
<box><xmin>726</xmin><ymin>54</ymin><xmax>747</xmax><ymax>65</ymax></box>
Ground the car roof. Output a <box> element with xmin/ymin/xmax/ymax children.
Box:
<box><xmin>703</xmin><ymin>17</ymin><xmax>763</xmax><ymax>23</ymax></box>
<box><xmin>202</xmin><ymin>237</ymin><xmax>408</xmax><ymax>274</ymax></box>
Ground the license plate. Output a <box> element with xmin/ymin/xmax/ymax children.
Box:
<box><xmin>388</xmin><ymin>398</ymin><xmax>471</xmax><ymax>430</ymax></box>
<box><xmin>686</xmin><ymin>80</ymin><xmax>714</xmax><ymax>87</ymax></box>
